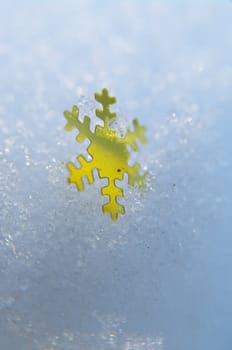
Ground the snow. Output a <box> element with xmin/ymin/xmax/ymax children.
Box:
<box><xmin>0</xmin><ymin>1</ymin><xmax>232</xmax><ymax>349</ymax></box>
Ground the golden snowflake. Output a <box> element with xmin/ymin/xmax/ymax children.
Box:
<box><xmin>64</xmin><ymin>88</ymin><xmax>147</xmax><ymax>221</ymax></box>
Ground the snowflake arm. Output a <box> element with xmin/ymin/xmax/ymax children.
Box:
<box><xmin>95</xmin><ymin>88</ymin><xmax>116</xmax><ymax>123</ymax></box>
<box><xmin>126</xmin><ymin>162</ymin><xmax>147</xmax><ymax>188</ymax></box>
<box><xmin>67</xmin><ymin>155</ymin><xmax>95</xmax><ymax>192</ymax></box>
<box><xmin>64</xmin><ymin>105</ymin><xmax>93</xmax><ymax>142</ymax></box>
<box><xmin>101</xmin><ymin>177</ymin><xmax>125</xmax><ymax>221</ymax></box>
<box><xmin>123</xmin><ymin>118</ymin><xmax>147</xmax><ymax>151</ymax></box>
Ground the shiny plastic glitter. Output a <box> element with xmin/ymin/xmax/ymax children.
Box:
<box><xmin>64</xmin><ymin>88</ymin><xmax>147</xmax><ymax>220</ymax></box>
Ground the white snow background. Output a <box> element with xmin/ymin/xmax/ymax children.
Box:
<box><xmin>0</xmin><ymin>1</ymin><xmax>231</xmax><ymax>349</ymax></box>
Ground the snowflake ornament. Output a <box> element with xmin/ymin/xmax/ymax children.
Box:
<box><xmin>64</xmin><ymin>88</ymin><xmax>147</xmax><ymax>221</ymax></box>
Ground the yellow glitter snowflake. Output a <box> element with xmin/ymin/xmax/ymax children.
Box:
<box><xmin>64</xmin><ymin>88</ymin><xmax>147</xmax><ymax>221</ymax></box>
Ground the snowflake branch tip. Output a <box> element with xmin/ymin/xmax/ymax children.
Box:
<box><xmin>64</xmin><ymin>105</ymin><xmax>79</xmax><ymax>131</ymax></box>
<box><xmin>95</xmin><ymin>88</ymin><xmax>116</xmax><ymax>122</ymax></box>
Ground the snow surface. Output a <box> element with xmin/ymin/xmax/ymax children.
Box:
<box><xmin>0</xmin><ymin>1</ymin><xmax>232</xmax><ymax>349</ymax></box>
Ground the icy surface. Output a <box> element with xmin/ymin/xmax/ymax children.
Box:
<box><xmin>0</xmin><ymin>1</ymin><xmax>232</xmax><ymax>349</ymax></box>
